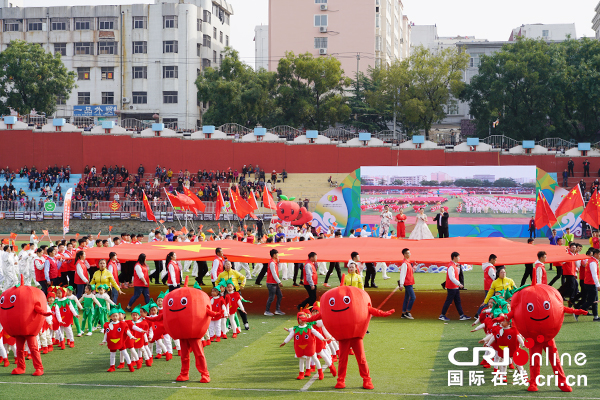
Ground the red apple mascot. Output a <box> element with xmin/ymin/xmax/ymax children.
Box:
<box><xmin>302</xmin><ymin>276</ymin><xmax>394</xmax><ymax>389</ymax></box>
<box><xmin>494</xmin><ymin>280</ymin><xmax>587</xmax><ymax>392</ymax></box>
<box><xmin>0</xmin><ymin>276</ymin><xmax>52</xmax><ymax>376</ymax></box>
<box><xmin>147</xmin><ymin>277</ymin><xmax>218</xmax><ymax>382</ymax></box>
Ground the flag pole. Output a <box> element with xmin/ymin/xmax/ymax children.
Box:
<box><xmin>163</xmin><ymin>188</ymin><xmax>184</xmax><ymax>229</ymax></box>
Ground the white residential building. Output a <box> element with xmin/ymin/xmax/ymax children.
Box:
<box><xmin>0</xmin><ymin>0</ymin><xmax>233</xmax><ymax>130</ymax></box>
<box><xmin>254</xmin><ymin>25</ymin><xmax>268</xmax><ymax>71</ymax></box>
<box><xmin>509</xmin><ymin>23</ymin><xmax>576</xmax><ymax>41</ymax></box>
<box><xmin>593</xmin><ymin>2</ymin><xmax>600</xmax><ymax>40</ymax></box>
<box><xmin>410</xmin><ymin>24</ymin><xmax>486</xmax><ymax>54</ymax></box>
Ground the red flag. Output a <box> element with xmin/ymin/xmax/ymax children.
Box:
<box><xmin>248</xmin><ymin>189</ymin><xmax>260</xmax><ymax>211</ymax></box>
<box><xmin>42</xmin><ymin>230</ymin><xmax>49</xmax><ymax>237</ymax></box>
<box><xmin>555</xmin><ymin>185</ymin><xmax>585</xmax><ymax>217</ymax></box>
<box><xmin>215</xmin><ymin>186</ymin><xmax>225</xmax><ymax>221</ymax></box>
<box><xmin>183</xmin><ymin>186</ymin><xmax>206</xmax><ymax>213</ymax></box>
<box><xmin>230</xmin><ymin>188</ymin><xmax>255</xmax><ymax>219</ymax></box>
<box><xmin>109</xmin><ymin>226</ymin><xmax>113</xmax><ymax>232</ymax></box>
<box><xmin>142</xmin><ymin>190</ymin><xmax>156</xmax><ymax>222</ymax></box>
<box><xmin>206</xmin><ymin>228</ymin><xmax>215</xmax><ymax>234</ymax></box>
<box><xmin>181</xmin><ymin>227</ymin><xmax>188</xmax><ymax>234</ymax></box>
<box><xmin>263</xmin><ymin>185</ymin><xmax>276</xmax><ymax>210</ymax></box>
<box><xmin>164</xmin><ymin>189</ymin><xmax>182</xmax><ymax>210</ymax></box>
<box><xmin>9</xmin><ymin>232</ymin><xmax>17</xmax><ymax>240</ymax></box>
<box><xmin>582</xmin><ymin>190</ymin><xmax>600</xmax><ymax>229</ymax></box>
<box><xmin>534</xmin><ymin>192</ymin><xmax>557</xmax><ymax>229</ymax></box>
<box><xmin>176</xmin><ymin>192</ymin><xmax>197</xmax><ymax>214</ymax></box>
<box><xmin>75</xmin><ymin>233</ymin><xmax>79</xmax><ymax>239</ymax></box>
<box><xmin>96</xmin><ymin>231</ymin><xmax>101</xmax><ymax>239</ymax></box>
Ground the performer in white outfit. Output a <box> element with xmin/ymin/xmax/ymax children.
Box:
<box><xmin>408</xmin><ymin>208</ymin><xmax>434</xmax><ymax>240</ymax></box>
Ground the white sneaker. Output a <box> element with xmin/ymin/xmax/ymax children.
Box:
<box><xmin>383</xmin><ymin>276</ymin><xmax>391</xmax><ymax>280</ymax></box>
<box><xmin>274</xmin><ymin>310</ymin><xmax>286</xmax><ymax>315</ymax></box>
<box><xmin>86</xmin><ymin>332</ymin><xmax>93</xmax><ymax>336</ymax></box>
<box><xmin>264</xmin><ymin>311</ymin><xmax>274</xmax><ymax>316</ymax></box>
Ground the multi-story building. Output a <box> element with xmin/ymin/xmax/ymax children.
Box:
<box><xmin>410</xmin><ymin>24</ymin><xmax>486</xmax><ymax>54</ymax></box>
<box><xmin>509</xmin><ymin>23</ymin><xmax>576</xmax><ymax>41</ymax></box>
<box><xmin>268</xmin><ymin>0</ymin><xmax>410</xmax><ymax>78</ymax></box>
<box><xmin>254</xmin><ymin>24</ymin><xmax>268</xmax><ymax>71</ymax></box>
<box><xmin>0</xmin><ymin>0</ymin><xmax>233</xmax><ymax>130</ymax></box>
<box><xmin>593</xmin><ymin>2</ymin><xmax>600</xmax><ymax>40</ymax></box>
<box><xmin>431</xmin><ymin>172</ymin><xmax>451</xmax><ymax>182</ymax></box>
<box><xmin>473</xmin><ymin>174</ymin><xmax>495</xmax><ymax>183</ymax></box>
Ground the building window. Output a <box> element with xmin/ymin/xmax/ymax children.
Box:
<box><xmin>74</xmin><ymin>18</ymin><xmax>92</xmax><ymax>30</ymax></box>
<box><xmin>197</xmin><ymin>19</ymin><xmax>202</xmax><ymax>31</ymax></box>
<box><xmin>54</xmin><ymin>43</ymin><xmax>67</xmax><ymax>56</ymax></box>
<box><xmin>315</xmin><ymin>0</ymin><xmax>327</xmax><ymax>3</ymax></box>
<box><xmin>220</xmin><ymin>53</ymin><xmax>223</xmax><ymax>64</ymax></box>
<box><xmin>203</xmin><ymin>35</ymin><xmax>211</xmax><ymax>48</ymax></box>
<box><xmin>163</xmin><ymin>66</ymin><xmax>178</xmax><ymax>78</ymax></box>
<box><xmin>77</xmin><ymin>67</ymin><xmax>90</xmax><ymax>80</ymax></box>
<box><xmin>98</xmin><ymin>41</ymin><xmax>117</xmax><ymax>55</ymax></box>
<box><xmin>197</xmin><ymin>43</ymin><xmax>201</xmax><ymax>56</ymax></box>
<box><xmin>51</xmin><ymin>18</ymin><xmax>69</xmax><ymax>31</ymax></box>
<box><xmin>163</xmin><ymin>40</ymin><xmax>178</xmax><ymax>53</ymax></box>
<box><xmin>132</xmin><ymin>91</ymin><xmax>147</xmax><ymax>104</ymax></box>
<box><xmin>542</xmin><ymin>29</ymin><xmax>549</xmax><ymax>37</ymax></box>
<box><xmin>225</xmin><ymin>14</ymin><xmax>230</xmax><ymax>25</ymax></box>
<box><xmin>375</xmin><ymin>36</ymin><xmax>382</xmax><ymax>51</ymax></box>
<box><xmin>101</xmin><ymin>67</ymin><xmax>114</xmax><ymax>80</ymax></box>
<box><xmin>132</xmin><ymin>16</ymin><xmax>147</xmax><ymax>29</ymax></box>
<box><xmin>213</xmin><ymin>50</ymin><xmax>217</xmax><ymax>63</ymax></box>
<box><xmin>314</xmin><ymin>37</ymin><xmax>328</xmax><ymax>49</ymax></box>
<box><xmin>163</xmin><ymin>15</ymin><xmax>178</xmax><ymax>28</ymax></box>
<box><xmin>203</xmin><ymin>10</ymin><xmax>211</xmax><ymax>24</ymax></box>
<box><xmin>469</xmin><ymin>53</ymin><xmax>481</xmax><ymax>68</ymax></box>
<box><xmin>102</xmin><ymin>92</ymin><xmax>114</xmax><ymax>105</ymax></box>
<box><xmin>132</xmin><ymin>66</ymin><xmax>147</xmax><ymax>79</ymax></box>
<box><xmin>314</xmin><ymin>15</ymin><xmax>328</xmax><ymax>27</ymax></box>
<box><xmin>376</xmin><ymin>13</ymin><xmax>380</xmax><ymax>28</ymax></box>
<box><xmin>202</xmin><ymin>58</ymin><xmax>211</xmax><ymax>68</ymax></box>
<box><xmin>225</xmin><ymin>35</ymin><xmax>229</xmax><ymax>46</ymax></box>
<box><xmin>133</xmin><ymin>41</ymin><xmax>147</xmax><ymax>54</ymax></box>
<box><xmin>4</xmin><ymin>19</ymin><xmax>22</xmax><ymax>32</ymax></box>
<box><xmin>78</xmin><ymin>92</ymin><xmax>90</xmax><ymax>105</ymax></box>
<box><xmin>163</xmin><ymin>91</ymin><xmax>178</xmax><ymax>104</ymax></box>
<box><xmin>28</xmin><ymin>19</ymin><xmax>43</xmax><ymax>31</ymax></box>
<box><xmin>57</xmin><ymin>95</ymin><xmax>66</xmax><ymax>105</ymax></box>
<box><xmin>220</xmin><ymin>31</ymin><xmax>223</xmax><ymax>43</ymax></box>
<box><xmin>98</xmin><ymin>18</ymin><xmax>116</xmax><ymax>30</ymax></box>
<box><xmin>74</xmin><ymin>42</ymin><xmax>93</xmax><ymax>55</ymax></box>
<box><xmin>213</xmin><ymin>27</ymin><xmax>217</xmax><ymax>39</ymax></box>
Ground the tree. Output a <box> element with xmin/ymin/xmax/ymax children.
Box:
<box><xmin>420</xmin><ymin>180</ymin><xmax>439</xmax><ymax>186</ymax></box>
<box><xmin>0</xmin><ymin>40</ymin><xmax>76</xmax><ymax>116</ymax></box>
<box><xmin>345</xmin><ymin>68</ymin><xmax>391</xmax><ymax>133</ymax></box>
<box><xmin>406</xmin><ymin>47</ymin><xmax>469</xmax><ymax>139</ymax></box>
<box><xmin>391</xmin><ymin>179</ymin><xmax>405</xmax><ymax>186</ymax></box>
<box><xmin>493</xmin><ymin>178</ymin><xmax>518</xmax><ymax>188</ymax></box>
<box><xmin>454</xmin><ymin>179</ymin><xmax>484</xmax><ymax>187</ymax></box>
<box><xmin>277</xmin><ymin>52</ymin><xmax>352</xmax><ymax>130</ymax></box>
<box><xmin>196</xmin><ymin>49</ymin><xmax>277</xmax><ymax>126</ymax></box>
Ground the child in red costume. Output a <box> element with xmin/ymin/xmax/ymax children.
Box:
<box><xmin>301</xmin><ymin>276</ymin><xmax>394</xmax><ymax>389</ymax></box>
<box><xmin>0</xmin><ymin>324</ymin><xmax>14</xmax><ymax>366</ymax></box>
<box><xmin>117</xmin><ymin>305</ymin><xmax>144</xmax><ymax>369</ymax></box>
<box><xmin>281</xmin><ymin>312</ymin><xmax>334</xmax><ymax>381</ymax></box>
<box><xmin>494</xmin><ymin>280</ymin><xmax>588</xmax><ymax>392</ymax></box>
<box><xmin>99</xmin><ymin>308</ymin><xmax>136</xmax><ymax>372</ymax></box>
<box><xmin>131</xmin><ymin>305</ymin><xmax>152</xmax><ymax>368</ymax></box>
<box><xmin>225</xmin><ymin>283</ymin><xmax>246</xmax><ymax>338</ymax></box>
<box><xmin>146</xmin><ymin>300</ymin><xmax>170</xmax><ymax>360</ymax></box>
<box><xmin>209</xmin><ymin>288</ymin><xmax>226</xmax><ymax>342</ymax></box>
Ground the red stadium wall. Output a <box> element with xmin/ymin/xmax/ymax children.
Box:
<box><xmin>0</xmin><ymin>129</ymin><xmax>580</xmax><ymax>174</ymax></box>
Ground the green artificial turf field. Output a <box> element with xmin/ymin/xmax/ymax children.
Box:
<box><xmin>1</xmin><ymin>260</ymin><xmax>599</xmax><ymax>399</ymax></box>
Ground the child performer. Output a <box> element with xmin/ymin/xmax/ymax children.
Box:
<box><xmin>209</xmin><ymin>287</ymin><xmax>226</xmax><ymax>342</ymax></box>
<box><xmin>56</xmin><ymin>287</ymin><xmax>78</xmax><ymax>349</ymax></box>
<box><xmin>116</xmin><ymin>305</ymin><xmax>143</xmax><ymax>369</ymax></box>
<box><xmin>94</xmin><ymin>284</ymin><xmax>115</xmax><ymax>329</ymax></box>
<box><xmin>131</xmin><ymin>305</ymin><xmax>152</xmax><ymax>368</ymax></box>
<box><xmin>64</xmin><ymin>286</ymin><xmax>84</xmax><ymax>337</ymax></box>
<box><xmin>157</xmin><ymin>292</ymin><xmax>180</xmax><ymax>357</ymax></box>
<box><xmin>280</xmin><ymin>312</ymin><xmax>329</xmax><ymax>381</ymax></box>
<box><xmin>99</xmin><ymin>308</ymin><xmax>136</xmax><ymax>372</ymax></box>
<box><xmin>0</xmin><ymin>323</ymin><xmax>12</xmax><ymax>366</ymax></box>
<box><xmin>80</xmin><ymin>285</ymin><xmax>102</xmax><ymax>336</ymax></box>
<box><xmin>48</xmin><ymin>291</ymin><xmax>65</xmax><ymax>350</ymax></box>
<box><xmin>146</xmin><ymin>300</ymin><xmax>170</xmax><ymax>360</ymax></box>
<box><xmin>225</xmin><ymin>283</ymin><xmax>246</xmax><ymax>338</ymax></box>
<box><xmin>139</xmin><ymin>304</ymin><xmax>155</xmax><ymax>363</ymax></box>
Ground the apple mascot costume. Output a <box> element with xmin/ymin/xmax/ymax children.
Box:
<box><xmin>147</xmin><ymin>277</ymin><xmax>218</xmax><ymax>382</ymax></box>
<box><xmin>301</xmin><ymin>275</ymin><xmax>394</xmax><ymax>389</ymax></box>
<box><xmin>0</xmin><ymin>275</ymin><xmax>52</xmax><ymax>376</ymax></box>
<box><xmin>494</xmin><ymin>280</ymin><xmax>587</xmax><ymax>392</ymax></box>
<box><xmin>272</xmin><ymin>195</ymin><xmax>313</xmax><ymax>227</ymax></box>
